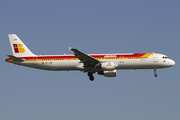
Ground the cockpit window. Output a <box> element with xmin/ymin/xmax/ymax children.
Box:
<box><xmin>163</xmin><ymin>56</ymin><xmax>168</xmax><ymax>59</ymax></box>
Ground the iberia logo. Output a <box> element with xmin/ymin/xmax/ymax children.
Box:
<box><xmin>13</xmin><ymin>44</ymin><xmax>25</xmax><ymax>53</ymax></box>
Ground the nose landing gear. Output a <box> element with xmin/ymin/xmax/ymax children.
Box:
<box><xmin>87</xmin><ymin>71</ymin><xmax>94</xmax><ymax>81</ymax></box>
<box><xmin>154</xmin><ymin>68</ymin><xmax>158</xmax><ymax>77</ymax></box>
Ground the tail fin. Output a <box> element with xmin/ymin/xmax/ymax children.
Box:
<box><xmin>8</xmin><ymin>34</ymin><xmax>36</xmax><ymax>57</ymax></box>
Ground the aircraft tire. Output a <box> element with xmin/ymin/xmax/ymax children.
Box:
<box><xmin>154</xmin><ymin>74</ymin><xmax>158</xmax><ymax>77</ymax></box>
<box><xmin>89</xmin><ymin>76</ymin><xmax>94</xmax><ymax>81</ymax></box>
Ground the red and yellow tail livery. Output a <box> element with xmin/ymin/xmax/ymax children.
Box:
<box><xmin>13</xmin><ymin>44</ymin><xmax>25</xmax><ymax>53</ymax></box>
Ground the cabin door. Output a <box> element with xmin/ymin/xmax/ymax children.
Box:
<box><xmin>119</xmin><ymin>56</ymin><xmax>124</xmax><ymax>63</ymax></box>
<box><xmin>153</xmin><ymin>54</ymin><xmax>158</xmax><ymax>62</ymax></box>
<box><xmin>33</xmin><ymin>57</ymin><xmax>38</xmax><ymax>66</ymax></box>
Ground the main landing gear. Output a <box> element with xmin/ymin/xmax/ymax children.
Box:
<box><xmin>154</xmin><ymin>68</ymin><xmax>158</xmax><ymax>77</ymax></box>
<box><xmin>87</xmin><ymin>71</ymin><xmax>94</xmax><ymax>81</ymax></box>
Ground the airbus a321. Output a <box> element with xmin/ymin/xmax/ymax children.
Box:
<box><xmin>6</xmin><ymin>34</ymin><xmax>175</xmax><ymax>81</ymax></box>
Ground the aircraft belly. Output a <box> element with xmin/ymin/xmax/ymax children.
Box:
<box><xmin>11</xmin><ymin>61</ymin><xmax>39</xmax><ymax>69</ymax></box>
<box><xmin>36</xmin><ymin>60</ymin><xmax>79</xmax><ymax>70</ymax></box>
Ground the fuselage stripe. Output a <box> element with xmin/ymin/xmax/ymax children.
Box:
<box><xmin>6</xmin><ymin>53</ymin><xmax>153</xmax><ymax>62</ymax></box>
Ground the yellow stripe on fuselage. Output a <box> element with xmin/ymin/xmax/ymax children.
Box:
<box><xmin>141</xmin><ymin>53</ymin><xmax>153</xmax><ymax>58</ymax></box>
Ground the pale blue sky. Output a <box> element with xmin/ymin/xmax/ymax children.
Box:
<box><xmin>0</xmin><ymin>0</ymin><xmax>180</xmax><ymax>120</ymax></box>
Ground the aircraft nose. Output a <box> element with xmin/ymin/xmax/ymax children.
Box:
<box><xmin>170</xmin><ymin>59</ymin><xmax>175</xmax><ymax>66</ymax></box>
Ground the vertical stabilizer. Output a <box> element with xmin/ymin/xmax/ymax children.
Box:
<box><xmin>8</xmin><ymin>34</ymin><xmax>36</xmax><ymax>57</ymax></box>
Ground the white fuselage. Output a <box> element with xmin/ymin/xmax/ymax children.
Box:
<box><xmin>6</xmin><ymin>53</ymin><xmax>175</xmax><ymax>71</ymax></box>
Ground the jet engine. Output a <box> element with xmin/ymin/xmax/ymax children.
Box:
<box><xmin>95</xmin><ymin>62</ymin><xmax>117</xmax><ymax>70</ymax></box>
<box><xmin>98</xmin><ymin>70</ymin><xmax>117</xmax><ymax>77</ymax></box>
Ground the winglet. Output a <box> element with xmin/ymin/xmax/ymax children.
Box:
<box><xmin>68</xmin><ymin>46</ymin><xmax>72</xmax><ymax>50</ymax></box>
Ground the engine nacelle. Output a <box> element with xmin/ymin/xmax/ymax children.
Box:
<box><xmin>95</xmin><ymin>62</ymin><xmax>117</xmax><ymax>70</ymax></box>
<box><xmin>98</xmin><ymin>70</ymin><xmax>117</xmax><ymax>77</ymax></box>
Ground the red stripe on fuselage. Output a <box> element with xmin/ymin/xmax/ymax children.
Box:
<box><xmin>16</xmin><ymin>53</ymin><xmax>147</xmax><ymax>61</ymax></box>
<box><xmin>5</xmin><ymin>53</ymin><xmax>148</xmax><ymax>62</ymax></box>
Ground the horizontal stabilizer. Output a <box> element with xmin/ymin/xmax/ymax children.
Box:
<box><xmin>7</xmin><ymin>55</ymin><xmax>24</xmax><ymax>62</ymax></box>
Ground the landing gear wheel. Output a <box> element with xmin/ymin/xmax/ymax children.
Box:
<box><xmin>154</xmin><ymin>74</ymin><xmax>158</xmax><ymax>77</ymax></box>
<box><xmin>154</xmin><ymin>68</ymin><xmax>158</xmax><ymax>77</ymax></box>
<box><xmin>89</xmin><ymin>76</ymin><xmax>94</xmax><ymax>81</ymax></box>
<box><xmin>87</xmin><ymin>71</ymin><xmax>94</xmax><ymax>81</ymax></box>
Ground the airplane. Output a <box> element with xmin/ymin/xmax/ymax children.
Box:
<box><xmin>6</xmin><ymin>34</ymin><xmax>175</xmax><ymax>81</ymax></box>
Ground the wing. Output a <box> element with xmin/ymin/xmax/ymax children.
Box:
<box><xmin>69</xmin><ymin>47</ymin><xmax>99</xmax><ymax>68</ymax></box>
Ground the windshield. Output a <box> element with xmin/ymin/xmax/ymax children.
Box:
<box><xmin>162</xmin><ymin>56</ymin><xmax>168</xmax><ymax>59</ymax></box>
